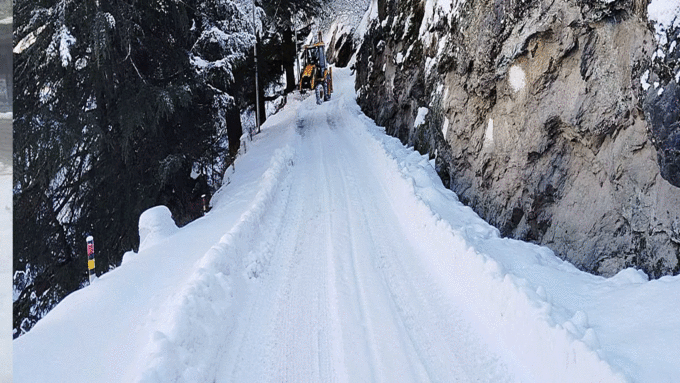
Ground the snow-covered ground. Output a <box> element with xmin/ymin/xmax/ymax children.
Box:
<box><xmin>13</xmin><ymin>68</ymin><xmax>680</xmax><ymax>382</ymax></box>
<box><xmin>1</xmin><ymin>117</ymin><xmax>12</xmax><ymax>383</ymax></box>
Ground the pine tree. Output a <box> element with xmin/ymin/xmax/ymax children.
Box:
<box><xmin>13</xmin><ymin>0</ymin><xmax>254</xmax><ymax>336</ymax></box>
<box><xmin>258</xmin><ymin>0</ymin><xmax>325</xmax><ymax>93</ymax></box>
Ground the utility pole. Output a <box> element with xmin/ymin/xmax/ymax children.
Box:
<box><xmin>293</xmin><ymin>4</ymin><xmax>300</xmax><ymax>86</ymax></box>
<box><xmin>253</xmin><ymin>1</ymin><xmax>261</xmax><ymax>134</ymax></box>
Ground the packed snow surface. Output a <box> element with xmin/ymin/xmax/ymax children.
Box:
<box><xmin>13</xmin><ymin>67</ymin><xmax>680</xmax><ymax>383</ymax></box>
<box><xmin>1</xmin><ymin>158</ymin><xmax>11</xmax><ymax>382</ymax></box>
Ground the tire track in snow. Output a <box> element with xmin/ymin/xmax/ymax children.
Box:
<box><xmin>215</xmin><ymin>69</ymin><xmax>515</xmax><ymax>382</ymax></box>
<box><xmin>218</xmin><ymin>103</ymin><xmax>341</xmax><ymax>382</ymax></box>
<box><xmin>327</xmin><ymin>105</ymin><xmax>513</xmax><ymax>382</ymax></box>
<box><xmin>325</xmin><ymin>132</ymin><xmax>382</xmax><ymax>382</ymax></box>
<box><xmin>322</xmin><ymin>108</ymin><xmax>434</xmax><ymax>382</ymax></box>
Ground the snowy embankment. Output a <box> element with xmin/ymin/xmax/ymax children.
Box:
<box><xmin>12</xmin><ymin>103</ymin><xmax>300</xmax><ymax>382</ymax></box>
<box><xmin>1</xmin><ymin>114</ymin><xmax>12</xmax><ymax>383</ymax></box>
<box><xmin>1</xmin><ymin>166</ymin><xmax>11</xmax><ymax>383</ymax></box>
<box><xmin>13</xmin><ymin>67</ymin><xmax>680</xmax><ymax>383</ymax></box>
<box><xmin>345</xmin><ymin>90</ymin><xmax>679</xmax><ymax>383</ymax></box>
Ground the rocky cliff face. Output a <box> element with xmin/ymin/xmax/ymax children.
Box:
<box><xmin>352</xmin><ymin>0</ymin><xmax>680</xmax><ymax>277</ymax></box>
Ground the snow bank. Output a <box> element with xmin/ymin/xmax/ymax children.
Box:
<box><xmin>138</xmin><ymin>206</ymin><xmax>179</xmax><ymax>252</ymax></box>
<box><xmin>344</xmin><ymin>89</ymin><xmax>628</xmax><ymax>382</ymax></box>
<box><xmin>134</xmin><ymin>124</ymin><xmax>298</xmax><ymax>382</ymax></box>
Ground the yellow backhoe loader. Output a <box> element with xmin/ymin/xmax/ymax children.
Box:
<box><xmin>299</xmin><ymin>33</ymin><xmax>333</xmax><ymax>105</ymax></box>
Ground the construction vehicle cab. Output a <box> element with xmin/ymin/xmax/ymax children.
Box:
<box><xmin>299</xmin><ymin>34</ymin><xmax>333</xmax><ymax>104</ymax></box>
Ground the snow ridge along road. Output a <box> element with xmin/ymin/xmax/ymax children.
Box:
<box><xmin>13</xmin><ymin>67</ymin><xmax>679</xmax><ymax>383</ymax></box>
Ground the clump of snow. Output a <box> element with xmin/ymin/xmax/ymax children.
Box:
<box><xmin>104</xmin><ymin>12</ymin><xmax>116</xmax><ymax>29</ymax></box>
<box><xmin>419</xmin><ymin>0</ymin><xmax>466</xmax><ymax>45</ymax></box>
<box><xmin>138</xmin><ymin>206</ymin><xmax>179</xmax><ymax>251</ymax></box>
<box><xmin>401</xmin><ymin>13</ymin><xmax>414</xmax><ymax>40</ymax></box>
<box><xmin>355</xmin><ymin>0</ymin><xmax>379</xmax><ymax>40</ymax></box>
<box><xmin>424</xmin><ymin>56</ymin><xmax>437</xmax><ymax>76</ymax></box>
<box><xmin>442</xmin><ymin>116</ymin><xmax>450</xmax><ymax>137</ymax></box>
<box><xmin>414</xmin><ymin>107</ymin><xmax>429</xmax><ymax>128</ymax></box>
<box><xmin>75</xmin><ymin>57</ymin><xmax>87</xmax><ymax>71</ymax></box>
<box><xmin>13</xmin><ymin>25</ymin><xmax>46</xmax><ymax>54</ymax></box>
<box><xmin>55</xmin><ymin>26</ymin><xmax>76</xmax><ymax>68</ymax></box>
<box><xmin>641</xmin><ymin>69</ymin><xmax>651</xmax><ymax>90</ymax></box>
<box><xmin>484</xmin><ymin>118</ymin><xmax>494</xmax><ymax>147</ymax></box>
<box><xmin>509</xmin><ymin>65</ymin><xmax>526</xmax><ymax>92</ymax></box>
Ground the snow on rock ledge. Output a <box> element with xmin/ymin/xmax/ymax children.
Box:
<box><xmin>354</xmin><ymin>0</ymin><xmax>680</xmax><ymax>278</ymax></box>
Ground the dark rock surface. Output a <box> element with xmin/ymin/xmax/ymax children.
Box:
<box><xmin>642</xmin><ymin>18</ymin><xmax>680</xmax><ymax>188</ymax></box>
<box><xmin>327</xmin><ymin>25</ymin><xmax>355</xmax><ymax>67</ymax></box>
<box><xmin>354</xmin><ymin>0</ymin><xmax>680</xmax><ymax>277</ymax></box>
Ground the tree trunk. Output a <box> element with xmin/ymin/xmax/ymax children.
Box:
<box><xmin>282</xmin><ymin>28</ymin><xmax>297</xmax><ymax>93</ymax></box>
<box><xmin>226</xmin><ymin>101</ymin><xmax>242</xmax><ymax>158</ymax></box>
<box><xmin>256</xmin><ymin>34</ymin><xmax>266</xmax><ymax>126</ymax></box>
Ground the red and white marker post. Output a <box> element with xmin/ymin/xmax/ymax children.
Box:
<box><xmin>86</xmin><ymin>236</ymin><xmax>96</xmax><ymax>283</ymax></box>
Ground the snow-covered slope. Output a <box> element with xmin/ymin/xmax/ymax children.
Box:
<box><xmin>13</xmin><ymin>68</ymin><xmax>680</xmax><ymax>383</ymax></box>
<box><xmin>1</xmin><ymin>116</ymin><xmax>12</xmax><ymax>383</ymax></box>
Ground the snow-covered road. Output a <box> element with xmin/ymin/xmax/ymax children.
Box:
<box><xmin>13</xmin><ymin>68</ymin><xmax>680</xmax><ymax>383</ymax></box>
<box><xmin>214</xmin><ymin>89</ymin><xmax>510</xmax><ymax>382</ymax></box>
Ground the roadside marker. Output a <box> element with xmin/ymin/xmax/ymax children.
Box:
<box><xmin>86</xmin><ymin>235</ymin><xmax>96</xmax><ymax>283</ymax></box>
